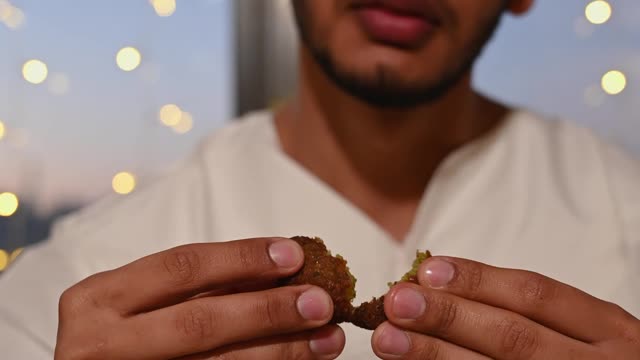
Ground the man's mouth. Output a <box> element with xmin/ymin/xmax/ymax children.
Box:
<box><xmin>350</xmin><ymin>0</ymin><xmax>442</xmax><ymax>48</ymax></box>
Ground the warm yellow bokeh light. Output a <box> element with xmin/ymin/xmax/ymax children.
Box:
<box><xmin>112</xmin><ymin>172</ymin><xmax>137</xmax><ymax>195</ymax></box>
<box><xmin>601</xmin><ymin>70</ymin><xmax>627</xmax><ymax>95</ymax></box>
<box><xmin>10</xmin><ymin>247</ymin><xmax>23</xmax><ymax>262</ymax></box>
<box><xmin>116</xmin><ymin>47</ymin><xmax>142</xmax><ymax>72</ymax></box>
<box><xmin>159</xmin><ymin>104</ymin><xmax>182</xmax><ymax>127</ymax></box>
<box><xmin>4</xmin><ymin>5</ymin><xmax>24</xmax><ymax>29</ymax></box>
<box><xmin>0</xmin><ymin>1</ymin><xmax>10</xmax><ymax>19</ymax></box>
<box><xmin>585</xmin><ymin>0</ymin><xmax>612</xmax><ymax>25</ymax></box>
<box><xmin>22</xmin><ymin>59</ymin><xmax>48</xmax><ymax>84</ymax></box>
<box><xmin>173</xmin><ymin>112</ymin><xmax>194</xmax><ymax>134</ymax></box>
<box><xmin>0</xmin><ymin>250</ymin><xmax>8</xmax><ymax>272</ymax></box>
<box><xmin>0</xmin><ymin>192</ymin><xmax>19</xmax><ymax>217</ymax></box>
<box><xmin>151</xmin><ymin>0</ymin><xmax>176</xmax><ymax>17</ymax></box>
<box><xmin>0</xmin><ymin>121</ymin><xmax>5</xmax><ymax>140</ymax></box>
<box><xmin>0</xmin><ymin>0</ymin><xmax>14</xmax><ymax>23</ymax></box>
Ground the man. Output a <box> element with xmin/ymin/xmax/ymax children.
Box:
<box><xmin>1</xmin><ymin>0</ymin><xmax>639</xmax><ymax>358</ymax></box>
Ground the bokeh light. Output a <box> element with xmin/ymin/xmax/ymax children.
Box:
<box><xmin>585</xmin><ymin>0</ymin><xmax>612</xmax><ymax>25</ymax></box>
<box><xmin>172</xmin><ymin>112</ymin><xmax>194</xmax><ymax>134</ymax></box>
<box><xmin>159</xmin><ymin>104</ymin><xmax>183</xmax><ymax>126</ymax></box>
<box><xmin>22</xmin><ymin>59</ymin><xmax>48</xmax><ymax>84</ymax></box>
<box><xmin>116</xmin><ymin>47</ymin><xmax>142</xmax><ymax>72</ymax></box>
<box><xmin>601</xmin><ymin>70</ymin><xmax>627</xmax><ymax>95</ymax></box>
<box><xmin>0</xmin><ymin>1</ymin><xmax>11</xmax><ymax>22</ymax></box>
<box><xmin>4</xmin><ymin>6</ymin><xmax>24</xmax><ymax>29</ymax></box>
<box><xmin>151</xmin><ymin>0</ymin><xmax>176</xmax><ymax>17</ymax></box>
<box><xmin>0</xmin><ymin>192</ymin><xmax>19</xmax><ymax>217</ymax></box>
<box><xmin>0</xmin><ymin>250</ymin><xmax>8</xmax><ymax>272</ymax></box>
<box><xmin>0</xmin><ymin>120</ymin><xmax>5</xmax><ymax>140</ymax></box>
<box><xmin>0</xmin><ymin>1</ymin><xmax>25</xmax><ymax>30</ymax></box>
<box><xmin>112</xmin><ymin>172</ymin><xmax>136</xmax><ymax>195</ymax></box>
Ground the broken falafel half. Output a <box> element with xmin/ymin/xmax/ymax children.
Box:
<box><xmin>281</xmin><ymin>236</ymin><xmax>431</xmax><ymax>330</ymax></box>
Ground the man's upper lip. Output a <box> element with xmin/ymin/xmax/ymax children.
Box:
<box><xmin>350</xmin><ymin>0</ymin><xmax>442</xmax><ymax>25</ymax></box>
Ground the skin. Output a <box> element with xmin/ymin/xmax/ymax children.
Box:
<box><xmin>372</xmin><ymin>257</ymin><xmax>640</xmax><ymax>359</ymax></box>
<box><xmin>55</xmin><ymin>238</ymin><xmax>345</xmax><ymax>359</ymax></box>
<box><xmin>56</xmin><ymin>0</ymin><xmax>640</xmax><ymax>359</ymax></box>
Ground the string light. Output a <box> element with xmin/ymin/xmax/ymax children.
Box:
<box><xmin>585</xmin><ymin>0</ymin><xmax>612</xmax><ymax>25</ymax></box>
<box><xmin>0</xmin><ymin>192</ymin><xmax>19</xmax><ymax>217</ymax></box>
<box><xmin>0</xmin><ymin>250</ymin><xmax>8</xmax><ymax>272</ymax></box>
<box><xmin>150</xmin><ymin>0</ymin><xmax>176</xmax><ymax>17</ymax></box>
<box><xmin>116</xmin><ymin>47</ymin><xmax>142</xmax><ymax>72</ymax></box>
<box><xmin>0</xmin><ymin>120</ymin><xmax>5</xmax><ymax>140</ymax></box>
<box><xmin>159</xmin><ymin>104</ymin><xmax>182</xmax><ymax>127</ymax></box>
<box><xmin>22</xmin><ymin>59</ymin><xmax>48</xmax><ymax>84</ymax></box>
<box><xmin>0</xmin><ymin>0</ymin><xmax>25</xmax><ymax>30</ymax></box>
<box><xmin>112</xmin><ymin>172</ymin><xmax>136</xmax><ymax>195</ymax></box>
<box><xmin>601</xmin><ymin>70</ymin><xmax>627</xmax><ymax>95</ymax></box>
<box><xmin>172</xmin><ymin>112</ymin><xmax>194</xmax><ymax>134</ymax></box>
<box><xmin>0</xmin><ymin>1</ymin><xmax>11</xmax><ymax>22</ymax></box>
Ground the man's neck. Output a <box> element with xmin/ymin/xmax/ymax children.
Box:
<box><xmin>275</xmin><ymin>51</ymin><xmax>508</xmax><ymax>241</ymax></box>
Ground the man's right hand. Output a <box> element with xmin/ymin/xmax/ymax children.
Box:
<box><xmin>54</xmin><ymin>237</ymin><xmax>345</xmax><ymax>360</ymax></box>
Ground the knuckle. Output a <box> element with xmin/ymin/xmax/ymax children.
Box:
<box><xmin>176</xmin><ymin>303</ymin><xmax>216</xmax><ymax>343</ymax></box>
<box><xmin>232</xmin><ymin>241</ymin><xmax>271</xmax><ymax>272</ymax></box>
<box><xmin>519</xmin><ymin>272</ymin><xmax>557</xmax><ymax>310</ymax></box>
<box><xmin>611</xmin><ymin>305</ymin><xmax>640</xmax><ymax>346</ymax></box>
<box><xmin>280</xmin><ymin>342</ymin><xmax>309</xmax><ymax>360</ymax></box>
<box><xmin>254</xmin><ymin>292</ymin><xmax>290</xmax><ymax>330</ymax></box>
<box><xmin>163</xmin><ymin>247</ymin><xmax>201</xmax><ymax>286</ymax></box>
<box><xmin>412</xmin><ymin>338</ymin><xmax>442</xmax><ymax>360</ymax></box>
<box><xmin>497</xmin><ymin>318</ymin><xmax>539</xmax><ymax>359</ymax></box>
<box><xmin>55</xmin><ymin>336</ymin><xmax>110</xmax><ymax>360</ymax></box>
<box><xmin>460</xmin><ymin>262</ymin><xmax>484</xmax><ymax>299</ymax></box>
<box><xmin>431</xmin><ymin>296</ymin><xmax>460</xmax><ymax>335</ymax></box>
<box><xmin>59</xmin><ymin>277</ymin><xmax>103</xmax><ymax>315</ymax></box>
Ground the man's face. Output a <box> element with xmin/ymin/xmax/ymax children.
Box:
<box><xmin>293</xmin><ymin>0</ymin><xmax>509</xmax><ymax>108</ymax></box>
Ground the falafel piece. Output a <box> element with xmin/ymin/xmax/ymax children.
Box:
<box><xmin>281</xmin><ymin>236</ymin><xmax>431</xmax><ymax>330</ymax></box>
<box><xmin>280</xmin><ymin>236</ymin><xmax>357</xmax><ymax>324</ymax></box>
<box><xmin>350</xmin><ymin>296</ymin><xmax>386</xmax><ymax>330</ymax></box>
<box><xmin>351</xmin><ymin>250</ymin><xmax>432</xmax><ymax>330</ymax></box>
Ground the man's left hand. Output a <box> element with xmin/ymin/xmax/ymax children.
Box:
<box><xmin>371</xmin><ymin>257</ymin><xmax>640</xmax><ymax>359</ymax></box>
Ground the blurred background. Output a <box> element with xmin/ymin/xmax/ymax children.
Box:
<box><xmin>0</xmin><ymin>0</ymin><xmax>638</xmax><ymax>273</ymax></box>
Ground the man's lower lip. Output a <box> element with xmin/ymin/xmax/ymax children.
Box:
<box><xmin>354</xmin><ymin>6</ymin><xmax>435</xmax><ymax>47</ymax></box>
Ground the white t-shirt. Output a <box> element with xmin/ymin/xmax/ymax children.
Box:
<box><xmin>1</xmin><ymin>110</ymin><xmax>639</xmax><ymax>359</ymax></box>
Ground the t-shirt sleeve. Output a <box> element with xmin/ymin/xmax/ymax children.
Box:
<box><xmin>603</xmin><ymin>144</ymin><xmax>640</xmax><ymax>316</ymax></box>
<box><xmin>0</xmin><ymin>220</ymin><xmax>87</xmax><ymax>358</ymax></box>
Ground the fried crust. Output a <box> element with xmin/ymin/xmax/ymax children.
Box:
<box><xmin>281</xmin><ymin>236</ymin><xmax>431</xmax><ymax>330</ymax></box>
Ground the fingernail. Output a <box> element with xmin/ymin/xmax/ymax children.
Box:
<box><xmin>423</xmin><ymin>258</ymin><xmax>455</xmax><ymax>289</ymax></box>
<box><xmin>392</xmin><ymin>287</ymin><xmax>426</xmax><ymax>320</ymax></box>
<box><xmin>377</xmin><ymin>324</ymin><xmax>411</xmax><ymax>356</ymax></box>
<box><xmin>269</xmin><ymin>239</ymin><xmax>303</xmax><ymax>269</ymax></box>
<box><xmin>297</xmin><ymin>287</ymin><xmax>332</xmax><ymax>321</ymax></box>
<box><xmin>309</xmin><ymin>327</ymin><xmax>343</xmax><ymax>357</ymax></box>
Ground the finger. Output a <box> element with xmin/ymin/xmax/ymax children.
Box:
<box><xmin>87</xmin><ymin>237</ymin><xmax>304</xmax><ymax>313</ymax></box>
<box><xmin>106</xmin><ymin>285</ymin><xmax>333</xmax><ymax>359</ymax></box>
<box><xmin>177</xmin><ymin>325</ymin><xmax>345</xmax><ymax>360</ymax></box>
<box><xmin>372</xmin><ymin>322</ymin><xmax>489</xmax><ymax>359</ymax></box>
<box><xmin>418</xmin><ymin>256</ymin><xmax>627</xmax><ymax>342</ymax></box>
<box><xmin>385</xmin><ymin>283</ymin><xmax>597</xmax><ymax>360</ymax></box>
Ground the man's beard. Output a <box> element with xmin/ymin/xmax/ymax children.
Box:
<box><xmin>292</xmin><ymin>1</ymin><xmax>506</xmax><ymax>109</ymax></box>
